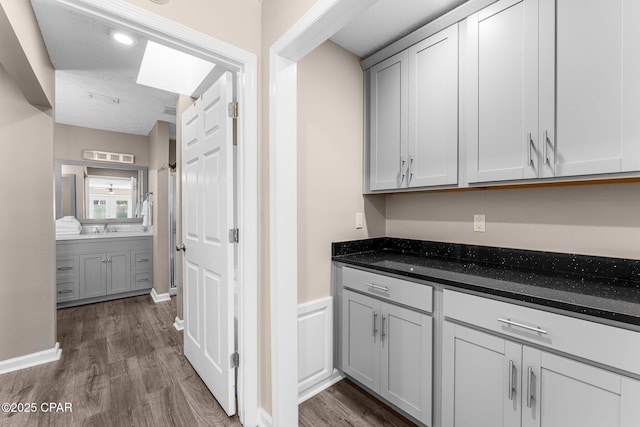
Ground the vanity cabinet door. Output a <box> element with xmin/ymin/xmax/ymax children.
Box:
<box><xmin>380</xmin><ymin>302</ymin><xmax>432</xmax><ymax>424</ymax></box>
<box><xmin>522</xmin><ymin>348</ymin><xmax>640</xmax><ymax>427</ymax></box>
<box><xmin>442</xmin><ymin>321</ymin><xmax>522</xmax><ymax>427</ymax></box>
<box><xmin>79</xmin><ymin>252</ymin><xmax>107</xmax><ymax>299</ymax></box>
<box><xmin>107</xmin><ymin>251</ymin><xmax>130</xmax><ymax>295</ymax></box>
<box><xmin>342</xmin><ymin>289</ymin><xmax>381</xmax><ymax>392</ymax></box>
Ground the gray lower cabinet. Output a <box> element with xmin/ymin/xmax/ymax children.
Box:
<box><xmin>57</xmin><ymin>237</ymin><xmax>152</xmax><ymax>305</ymax></box>
<box><xmin>442</xmin><ymin>290</ymin><xmax>640</xmax><ymax>427</ymax></box>
<box><xmin>342</xmin><ymin>288</ymin><xmax>432</xmax><ymax>424</ymax></box>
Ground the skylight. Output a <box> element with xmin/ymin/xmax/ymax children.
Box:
<box><xmin>136</xmin><ymin>41</ymin><xmax>215</xmax><ymax>96</ymax></box>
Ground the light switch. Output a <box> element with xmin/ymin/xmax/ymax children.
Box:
<box><xmin>473</xmin><ymin>214</ymin><xmax>486</xmax><ymax>232</ymax></box>
<box><xmin>355</xmin><ymin>212</ymin><xmax>364</xmax><ymax>229</ymax></box>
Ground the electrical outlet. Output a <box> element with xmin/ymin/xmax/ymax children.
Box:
<box><xmin>473</xmin><ymin>214</ymin><xmax>486</xmax><ymax>232</ymax></box>
<box><xmin>355</xmin><ymin>212</ymin><xmax>364</xmax><ymax>229</ymax></box>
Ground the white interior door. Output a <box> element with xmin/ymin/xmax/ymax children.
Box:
<box><xmin>181</xmin><ymin>71</ymin><xmax>236</xmax><ymax>416</ymax></box>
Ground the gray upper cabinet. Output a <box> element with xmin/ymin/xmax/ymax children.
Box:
<box><xmin>539</xmin><ymin>0</ymin><xmax>640</xmax><ymax>178</ymax></box>
<box><xmin>368</xmin><ymin>51</ymin><xmax>408</xmax><ymax>191</ymax></box>
<box><xmin>463</xmin><ymin>0</ymin><xmax>539</xmax><ymax>184</ymax></box>
<box><xmin>408</xmin><ymin>24</ymin><xmax>458</xmax><ymax>187</ymax></box>
<box><xmin>367</xmin><ymin>24</ymin><xmax>458</xmax><ymax>192</ymax></box>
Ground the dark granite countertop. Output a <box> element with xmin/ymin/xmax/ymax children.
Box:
<box><xmin>332</xmin><ymin>238</ymin><xmax>640</xmax><ymax>327</ymax></box>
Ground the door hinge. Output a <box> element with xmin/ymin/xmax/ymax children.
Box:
<box><xmin>228</xmin><ymin>102</ymin><xmax>239</xmax><ymax>119</ymax></box>
<box><xmin>230</xmin><ymin>351</ymin><xmax>239</xmax><ymax>368</ymax></box>
<box><xmin>228</xmin><ymin>228</ymin><xmax>239</xmax><ymax>243</ymax></box>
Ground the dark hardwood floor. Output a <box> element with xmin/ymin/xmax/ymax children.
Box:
<box><xmin>0</xmin><ymin>295</ymin><xmax>415</xmax><ymax>427</ymax></box>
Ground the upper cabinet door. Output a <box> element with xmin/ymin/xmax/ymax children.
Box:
<box><xmin>464</xmin><ymin>0</ymin><xmax>539</xmax><ymax>184</ymax></box>
<box><xmin>540</xmin><ymin>0</ymin><xmax>640</xmax><ymax>178</ymax></box>
<box><xmin>407</xmin><ymin>25</ymin><xmax>459</xmax><ymax>188</ymax></box>
<box><xmin>368</xmin><ymin>51</ymin><xmax>409</xmax><ymax>191</ymax></box>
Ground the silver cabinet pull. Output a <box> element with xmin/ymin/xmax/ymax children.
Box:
<box><xmin>498</xmin><ymin>318</ymin><xmax>548</xmax><ymax>335</ymax></box>
<box><xmin>508</xmin><ymin>360</ymin><xmax>516</xmax><ymax>401</ymax></box>
<box><xmin>381</xmin><ymin>316</ymin><xmax>387</xmax><ymax>342</ymax></box>
<box><xmin>527</xmin><ymin>366</ymin><xmax>534</xmax><ymax>408</ymax></box>
<box><xmin>373</xmin><ymin>312</ymin><xmax>378</xmax><ymax>337</ymax></box>
<box><xmin>107</xmin><ymin>258</ymin><xmax>112</xmax><ymax>263</ymax></box>
<box><xmin>57</xmin><ymin>266</ymin><xmax>73</xmax><ymax>271</ymax></box>
<box><xmin>527</xmin><ymin>133</ymin><xmax>535</xmax><ymax>167</ymax></box>
<box><xmin>543</xmin><ymin>130</ymin><xmax>555</xmax><ymax>175</ymax></box>
<box><xmin>366</xmin><ymin>283</ymin><xmax>389</xmax><ymax>293</ymax></box>
<box><xmin>102</xmin><ymin>259</ymin><xmax>107</xmax><ymax>263</ymax></box>
<box><xmin>137</xmin><ymin>278</ymin><xmax>150</xmax><ymax>283</ymax></box>
<box><xmin>58</xmin><ymin>289</ymin><xmax>73</xmax><ymax>295</ymax></box>
<box><xmin>137</xmin><ymin>259</ymin><xmax>149</xmax><ymax>262</ymax></box>
<box><xmin>399</xmin><ymin>159</ymin><xmax>406</xmax><ymax>184</ymax></box>
<box><xmin>408</xmin><ymin>156</ymin><xmax>414</xmax><ymax>184</ymax></box>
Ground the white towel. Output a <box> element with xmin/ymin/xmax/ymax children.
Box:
<box><xmin>55</xmin><ymin>216</ymin><xmax>81</xmax><ymax>234</ymax></box>
<box><xmin>142</xmin><ymin>199</ymin><xmax>152</xmax><ymax>227</ymax></box>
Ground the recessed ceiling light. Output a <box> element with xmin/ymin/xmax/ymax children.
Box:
<box><xmin>112</xmin><ymin>31</ymin><xmax>135</xmax><ymax>46</ymax></box>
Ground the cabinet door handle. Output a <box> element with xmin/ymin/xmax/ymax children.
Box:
<box><xmin>508</xmin><ymin>360</ymin><xmax>516</xmax><ymax>401</ymax></box>
<box><xmin>527</xmin><ymin>366</ymin><xmax>535</xmax><ymax>408</ymax></box>
<box><xmin>137</xmin><ymin>259</ymin><xmax>149</xmax><ymax>262</ymax></box>
<box><xmin>544</xmin><ymin>130</ymin><xmax>555</xmax><ymax>175</ymax></box>
<box><xmin>381</xmin><ymin>316</ymin><xmax>386</xmax><ymax>342</ymax></box>
<box><xmin>366</xmin><ymin>283</ymin><xmax>389</xmax><ymax>293</ymax></box>
<box><xmin>408</xmin><ymin>156</ymin><xmax>414</xmax><ymax>183</ymax></box>
<box><xmin>399</xmin><ymin>159</ymin><xmax>406</xmax><ymax>184</ymax></box>
<box><xmin>527</xmin><ymin>133</ymin><xmax>535</xmax><ymax>167</ymax></box>
<box><xmin>102</xmin><ymin>259</ymin><xmax>107</xmax><ymax>263</ymax></box>
<box><xmin>58</xmin><ymin>289</ymin><xmax>74</xmax><ymax>295</ymax></box>
<box><xmin>498</xmin><ymin>318</ymin><xmax>548</xmax><ymax>335</ymax></box>
<box><xmin>107</xmin><ymin>258</ymin><xmax>112</xmax><ymax>263</ymax></box>
<box><xmin>373</xmin><ymin>312</ymin><xmax>378</xmax><ymax>337</ymax></box>
<box><xmin>137</xmin><ymin>278</ymin><xmax>150</xmax><ymax>283</ymax></box>
<box><xmin>57</xmin><ymin>266</ymin><xmax>73</xmax><ymax>271</ymax></box>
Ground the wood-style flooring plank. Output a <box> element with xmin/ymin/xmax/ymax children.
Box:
<box><xmin>0</xmin><ymin>295</ymin><xmax>416</xmax><ymax>427</ymax></box>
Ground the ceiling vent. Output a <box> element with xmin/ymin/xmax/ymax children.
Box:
<box><xmin>83</xmin><ymin>150</ymin><xmax>135</xmax><ymax>164</ymax></box>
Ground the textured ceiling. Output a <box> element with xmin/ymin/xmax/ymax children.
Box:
<box><xmin>31</xmin><ymin>0</ymin><xmax>181</xmax><ymax>138</ymax></box>
<box><xmin>331</xmin><ymin>0</ymin><xmax>469</xmax><ymax>58</ymax></box>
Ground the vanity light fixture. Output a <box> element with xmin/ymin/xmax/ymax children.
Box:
<box><xmin>111</xmin><ymin>30</ymin><xmax>136</xmax><ymax>46</ymax></box>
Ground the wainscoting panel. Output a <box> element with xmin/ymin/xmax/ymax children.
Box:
<box><xmin>298</xmin><ymin>296</ymin><xmax>342</xmax><ymax>402</ymax></box>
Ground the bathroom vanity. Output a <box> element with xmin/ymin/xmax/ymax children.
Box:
<box><xmin>56</xmin><ymin>232</ymin><xmax>153</xmax><ymax>307</ymax></box>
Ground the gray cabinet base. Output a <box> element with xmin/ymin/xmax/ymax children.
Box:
<box><xmin>56</xmin><ymin>288</ymin><xmax>153</xmax><ymax>309</ymax></box>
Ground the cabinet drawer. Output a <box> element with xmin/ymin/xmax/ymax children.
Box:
<box><xmin>56</xmin><ymin>256</ymin><xmax>79</xmax><ymax>277</ymax></box>
<box><xmin>342</xmin><ymin>267</ymin><xmax>432</xmax><ymax>313</ymax></box>
<box><xmin>132</xmin><ymin>251</ymin><xmax>153</xmax><ymax>272</ymax></box>
<box><xmin>132</xmin><ymin>271</ymin><xmax>153</xmax><ymax>290</ymax></box>
<box><xmin>443</xmin><ymin>289</ymin><xmax>640</xmax><ymax>376</ymax></box>
<box><xmin>56</xmin><ymin>277</ymin><xmax>79</xmax><ymax>303</ymax></box>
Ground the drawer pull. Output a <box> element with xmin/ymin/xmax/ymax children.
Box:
<box><xmin>498</xmin><ymin>318</ymin><xmax>547</xmax><ymax>335</ymax></box>
<box><xmin>137</xmin><ymin>278</ymin><xmax>150</xmax><ymax>282</ymax></box>
<box><xmin>137</xmin><ymin>259</ymin><xmax>149</xmax><ymax>262</ymax></box>
<box><xmin>366</xmin><ymin>283</ymin><xmax>389</xmax><ymax>293</ymax></box>
<box><xmin>58</xmin><ymin>289</ymin><xmax>74</xmax><ymax>295</ymax></box>
<box><xmin>57</xmin><ymin>266</ymin><xmax>73</xmax><ymax>271</ymax></box>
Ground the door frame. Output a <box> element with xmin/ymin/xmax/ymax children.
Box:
<box><xmin>268</xmin><ymin>0</ymin><xmax>376</xmax><ymax>424</ymax></box>
<box><xmin>50</xmin><ymin>0</ymin><xmax>258</xmax><ymax>425</ymax></box>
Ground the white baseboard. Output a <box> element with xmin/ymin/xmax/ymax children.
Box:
<box><xmin>150</xmin><ymin>288</ymin><xmax>171</xmax><ymax>303</ymax></box>
<box><xmin>298</xmin><ymin>296</ymin><xmax>335</xmax><ymax>400</ymax></box>
<box><xmin>299</xmin><ymin>369</ymin><xmax>343</xmax><ymax>404</ymax></box>
<box><xmin>257</xmin><ymin>408</ymin><xmax>273</xmax><ymax>427</ymax></box>
<box><xmin>0</xmin><ymin>343</ymin><xmax>62</xmax><ymax>375</ymax></box>
<box><xmin>173</xmin><ymin>316</ymin><xmax>184</xmax><ymax>331</ymax></box>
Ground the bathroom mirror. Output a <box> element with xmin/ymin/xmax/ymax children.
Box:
<box><xmin>55</xmin><ymin>159</ymin><xmax>148</xmax><ymax>223</ymax></box>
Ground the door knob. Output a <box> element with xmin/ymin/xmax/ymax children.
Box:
<box><xmin>176</xmin><ymin>243</ymin><xmax>186</xmax><ymax>252</ymax></box>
